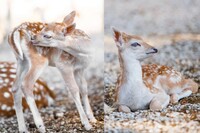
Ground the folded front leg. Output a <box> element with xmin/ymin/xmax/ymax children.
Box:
<box><xmin>150</xmin><ymin>93</ymin><xmax>170</xmax><ymax>110</ymax></box>
<box><xmin>170</xmin><ymin>89</ymin><xmax>192</xmax><ymax>104</ymax></box>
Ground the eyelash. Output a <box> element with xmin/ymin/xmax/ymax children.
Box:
<box><xmin>131</xmin><ymin>42</ymin><xmax>141</xmax><ymax>47</ymax></box>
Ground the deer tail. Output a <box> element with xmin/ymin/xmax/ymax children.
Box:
<box><xmin>8</xmin><ymin>28</ymin><xmax>24</xmax><ymax>60</ymax></box>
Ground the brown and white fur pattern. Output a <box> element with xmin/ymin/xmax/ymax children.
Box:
<box><xmin>113</xmin><ymin>28</ymin><xmax>198</xmax><ymax>113</ymax></box>
<box><xmin>31</xmin><ymin>22</ymin><xmax>93</xmax><ymax>69</ymax></box>
<box><xmin>0</xmin><ymin>62</ymin><xmax>55</xmax><ymax>117</ymax></box>
<box><xmin>7</xmin><ymin>11</ymin><xmax>96</xmax><ymax>133</ymax></box>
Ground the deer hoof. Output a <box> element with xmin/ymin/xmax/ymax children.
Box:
<box><xmin>170</xmin><ymin>94</ymin><xmax>179</xmax><ymax>104</ymax></box>
<box><xmin>90</xmin><ymin>118</ymin><xmax>97</xmax><ymax>123</ymax></box>
<box><xmin>150</xmin><ymin>100</ymin><xmax>162</xmax><ymax>111</ymax></box>
<box><xmin>38</xmin><ymin>125</ymin><xmax>46</xmax><ymax>133</ymax></box>
<box><xmin>84</xmin><ymin>123</ymin><xmax>92</xmax><ymax>130</ymax></box>
<box><xmin>118</xmin><ymin>105</ymin><xmax>131</xmax><ymax>113</ymax></box>
<box><xmin>19</xmin><ymin>130</ymin><xmax>29</xmax><ymax>133</ymax></box>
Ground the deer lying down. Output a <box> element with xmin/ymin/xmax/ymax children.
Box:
<box><xmin>8</xmin><ymin>11</ymin><xmax>96</xmax><ymax>133</ymax></box>
<box><xmin>0</xmin><ymin>62</ymin><xmax>55</xmax><ymax>117</ymax></box>
<box><xmin>112</xmin><ymin>28</ymin><xmax>198</xmax><ymax>113</ymax></box>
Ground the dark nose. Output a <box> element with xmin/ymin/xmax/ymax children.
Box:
<box><xmin>31</xmin><ymin>35</ymin><xmax>36</xmax><ymax>40</ymax></box>
<box><xmin>153</xmin><ymin>48</ymin><xmax>158</xmax><ymax>53</ymax></box>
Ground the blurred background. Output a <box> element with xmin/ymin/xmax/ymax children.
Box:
<box><xmin>104</xmin><ymin>0</ymin><xmax>200</xmax><ymax>132</ymax></box>
<box><xmin>0</xmin><ymin>0</ymin><xmax>104</xmax><ymax>132</ymax></box>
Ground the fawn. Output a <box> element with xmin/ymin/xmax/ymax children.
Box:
<box><xmin>8</xmin><ymin>11</ymin><xmax>96</xmax><ymax>133</ymax></box>
<box><xmin>112</xmin><ymin>28</ymin><xmax>198</xmax><ymax>113</ymax></box>
<box><xmin>31</xmin><ymin>22</ymin><xmax>92</xmax><ymax>61</ymax></box>
<box><xmin>0</xmin><ymin>62</ymin><xmax>55</xmax><ymax>117</ymax></box>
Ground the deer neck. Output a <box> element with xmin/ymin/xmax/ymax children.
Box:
<box><xmin>119</xmin><ymin>50</ymin><xmax>143</xmax><ymax>84</ymax></box>
<box><xmin>63</xmin><ymin>37</ymin><xmax>92</xmax><ymax>59</ymax></box>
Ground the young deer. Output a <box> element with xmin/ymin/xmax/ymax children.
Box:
<box><xmin>112</xmin><ymin>28</ymin><xmax>198</xmax><ymax>113</ymax></box>
<box><xmin>8</xmin><ymin>11</ymin><xmax>96</xmax><ymax>133</ymax></box>
<box><xmin>0</xmin><ymin>62</ymin><xmax>55</xmax><ymax>117</ymax></box>
<box><xmin>31</xmin><ymin>22</ymin><xmax>92</xmax><ymax>61</ymax></box>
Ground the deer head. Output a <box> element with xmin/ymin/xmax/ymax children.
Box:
<box><xmin>112</xmin><ymin>27</ymin><xmax>158</xmax><ymax>60</ymax></box>
<box><xmin>31</xmin><ymin>11</ymin><xmax>77</xmax><ymax>47</ymax></box>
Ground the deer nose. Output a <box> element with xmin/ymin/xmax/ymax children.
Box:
<box><xmin>152</xmin><ymin>48</ymin><xmax>158</xmax><ymax>53</ymax></box>
<box><xmin>31</xmin><ymin>35</ymin><xmax>36</xmax><ymax>40</ymax></box>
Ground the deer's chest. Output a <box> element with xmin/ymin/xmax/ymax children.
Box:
<box><xmin>118</xmin><ymin>83</ymin><xmax>153</xmax><ymax>111</ymax></box>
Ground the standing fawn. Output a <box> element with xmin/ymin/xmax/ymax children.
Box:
<box><xmin>112</xmin><ymin>28</ymin><xmax>198</xmax><ymax>113</ymax></box>
<box><xmin>8</xmin><ymin>11</ymin><xmax>96</xmax><ymax>133</ymax></box>
<box><xmin>0</xmin><ymin>62</ymin><xmax>55</xmax><ymax>117</ymax></box>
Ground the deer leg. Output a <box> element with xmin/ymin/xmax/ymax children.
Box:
<box><xmin>58</xmin><ymin>66</ymin><xmax>92</xmax><ymax>130</ymax></box>
<box><xmin>150</xmin><ymin>93</ymin><xmax>170</xmax><ymax>110</ymax></box>
<box><xmin>170</xmin><ymin>89</ymin><xmax>192</xmax><ymax>104</ymax></box>
<box><xmin>74</xmin><ymin>69</ymin><xmax>96</xmax><ymax>123</ymax></box>
<box><xmin>13</xmin><ymin>89</ymin><xmax>28</xmax><ymax>133</ymax></box>
<box><xmin>12</xmin><ymin>60</ymin><xmax>29</xmax><ymax>133</ymax></box>
<box><xmin>21</xmin><ymin>60</ymin><xmax>48</xmax><ymax>133</ymax></box>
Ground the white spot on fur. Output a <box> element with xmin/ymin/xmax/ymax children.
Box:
<box><xmin>0</xmin><ymin>74</ymin><xmax>7</xmax><ymax>77</ymax></box>
<box><xmin>21</xmin><ymin>24</ymin><xmax>27</xmax><ymax>28</ymax></box>
<box><xmin>4</xmin><ymin>78</ymin><xmax>9</xmax><ymax>83</ymax></box>
<box><xmin>10</xmin><ymin>74</ymin><xmax>16</xmax><ymax>78</ymax></box>
<box><xmin>1</xmin><ymin>68</ymin><xmax>7</xmax><ymax>72</ymax></box>
<box><xmin>34</xmin><ymin>87</ymin><xmax>38</xmax><ymax>92</ymax></box>
<box><xmin>166</xmin><ymin>70</ymin><xmax>171</xmax><ymax>74</ymax></box>
<box><xmin>153</xmin><ymin>76</ymin><xmax>162</xmax><ymax>89</ymax></box>
<box><xmin>1</xmin><ymin>104</ymin><xmax>7</xmax><ymax>110</ymax></box>
<box><xmin>4</xmin><ymin>92</ymin><xmax>10</xmax><ymax>98</ymax></box>
<box><xmin>39</xmin><ymin>85</ymin><xmax>44</xmax><ymax>90</ymax></box>
<box><xmin>0</xmin><ymin>79</ymin><xmax>3</xmax><ymax>84</ymax></box>
<box><xmin>10</xmin><ymin>69</ymin><xmax>16</xmax><ymax>73</ymax></box>
<box><xmin>39</xmin><ymin>25</ymin><xmax>43</xmax><ymax>28</ymax></box>
<box><xmin>170</xmin><ymin>76</ymin><xmax>181</xmax><ymax>83</ymax></box>
<box><xmin>8</xmin><ymin>88</ymin><xmax>12</xmax><ymax>92</ymax></box>
<box><xmin>6</xmin><ymin>106</ymin><xmax>12</xmax><ymax>111</ymax></box>
<box><xmin>35</xmin><ymin>83</ymin><xmax>39</xmax><ymax>88</ymax></box>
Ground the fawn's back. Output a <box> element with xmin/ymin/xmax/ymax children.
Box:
<box><xmin>142</xmin><ymin>64</ymin><xmax>198</xmax><ymax>94</ymax></box>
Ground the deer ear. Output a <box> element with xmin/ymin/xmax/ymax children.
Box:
<box><xmin>112</xmin><ymin>27</ymin><xmax>123</xmax><ymax>47</ymax></box>
<box><xmin>63</xmin><ymin>11</ymin><xmax>76</xmax><ymax>25</ymax></box>
<box><xmin>62</xmin><ymin>23</ymin><xmax>76</xmax><ymax>36</ymax></box>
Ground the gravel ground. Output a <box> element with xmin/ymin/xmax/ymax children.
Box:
<box><xmin>1</xmin><ymin>93</ymin><xmax>104</xmax><ymax>133</ymax></box>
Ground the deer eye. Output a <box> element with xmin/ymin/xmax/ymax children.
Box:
<box><xmin>43</xmin><ymin>35</ymin><xmax>52</xmax><ymax>39</ymax></box>
<box><xmin>131</xmin><ymin>42</ymin><xmax>141</xmax><ymax>47</ymax></box>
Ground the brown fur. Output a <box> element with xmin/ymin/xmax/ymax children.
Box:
<box><xmin>0</xmin><ymin>62</ymin><xmax>55</xmax><ymax>117</ymax></box>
